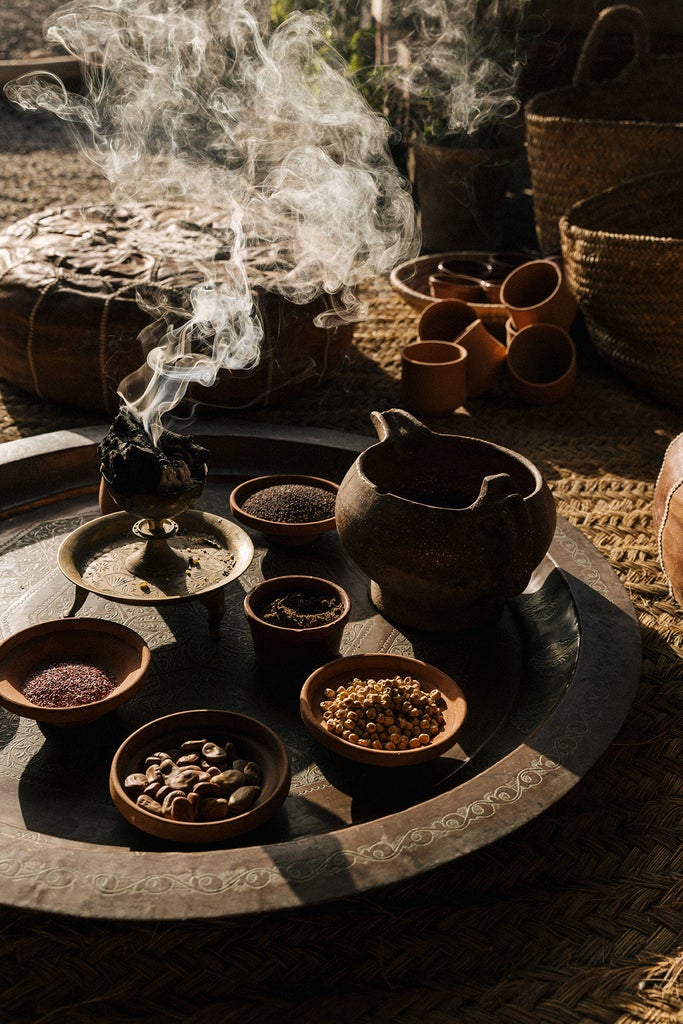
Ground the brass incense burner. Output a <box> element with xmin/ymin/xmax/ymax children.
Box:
<box><xmin>58</xmin><ymin>454</ymin><xmax>254</xmax><ymax>639</ymax></box>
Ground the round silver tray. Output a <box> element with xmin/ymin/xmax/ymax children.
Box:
<box><xmin>0</xmin><ymin>423</ymin><xmax>641</xmax><ymax>920</ymax></box>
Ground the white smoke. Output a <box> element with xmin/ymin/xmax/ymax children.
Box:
<box><xmin>5</xmin><ymin>0</ymin><xmax>419</xmax><ymax>439</ymax></box>
<box><xmin>386</xmin><ymin>0</ymin><xmax>533</xmax><ymax>145</ymax></box>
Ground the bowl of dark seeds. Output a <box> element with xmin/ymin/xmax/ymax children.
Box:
<box><xmin>229</xmin><ymin>474</ymin><xmax>339</xmax><ymax>545</ymax></box>
<box><xmin>0</xmin><ymin>617</ymin><xmax>151</xmax><ymax>726</ymax></box>
<box><xmin>109</xmin><ymin>709</ymin><xmax>291</xmax><ymax>842</ymax></box>
<box><xmin>244</xmin><ymin>575</ymin><xmax>352</xmax><ymax>673</ymax></box>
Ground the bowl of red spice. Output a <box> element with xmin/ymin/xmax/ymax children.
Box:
<box><xmin>300</xmin><ymin>653</ymin><xmax>468</xmax><ymax>766</ymax></box>
<box><xmin>244</xmin><ymin>575</ymin><xmax>351</xmax><ymax>673</ymax></box>
<box><xmin>0</xmin><ymin>617</ymin><xmax>151</xmax><ymax>726</ymax></box>
<box><xmin>229</xmin><ymin>474</ymin><xmax>338</xmax><ymax>545</ymax></box>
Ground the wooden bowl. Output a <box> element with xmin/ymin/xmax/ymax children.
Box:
<box><xmin>110</xmin><ymin>709</ymin><xmax>291</xmax><ymax>843</ymax></box>
<box><xmin>0</xmin><ymin>617</ymin><xmax>151</xmax><ymax>726</ymax></box>
<box><xmin>230</xmin><ymin>474</ymin><xmax>339</xmax><ymax>546</ymax></box>
<box><xmin>300</xmin><ymin>653</ymin><xmax>467</xmax><ymax>766</ymax></box>
<box><xmin>389</xmin><ymin>251</ymin><xmax>508</xmax><ymax>327</ymax></box>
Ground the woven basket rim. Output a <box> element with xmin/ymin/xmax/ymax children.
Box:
<box><xmin>525</xmin><ymin>108</ymin><xmax>683</xmax><ymax>131</ymax></box>
<box><xmin>560</xmin><ymin>168</ymin><xmax>683</xmax><ymax>243</ymax></box>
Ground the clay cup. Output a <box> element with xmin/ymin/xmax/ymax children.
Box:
<box><xmin>506</xmin><ymin>324</ymin><xmax>577</xmax><ymax>405</ymax></box>
<box><xmin>400</xmin><ymin>341</ymin><xmax>468</xmax><ymax>416</ymax></box>
<box><xmin>500</xmin><ymin>259</ymin><xmax>578</xmax><ymax>331</ymax></box>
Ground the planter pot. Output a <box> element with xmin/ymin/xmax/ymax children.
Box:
<box><xmin>408</xmin><ymin>142</ymin><xmax>519</xmax><ymax>253</ymax></box>
<box><xmin>335</xmin><ymin>408</ymin><xmax>556</xmax><ymax>631</ymax></box>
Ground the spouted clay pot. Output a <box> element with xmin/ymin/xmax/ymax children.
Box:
<box><xmin>335</xmin><ymin>409</ymin><xmax>556</xmax><ymax>631</ymax></box>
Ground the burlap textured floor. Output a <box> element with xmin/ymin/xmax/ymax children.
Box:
<box><xmin>0</xmin><ymin>97</ymin><xmax>681</xmax><ymax>1024</ymax></box>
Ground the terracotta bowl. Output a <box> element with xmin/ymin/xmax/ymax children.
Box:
<box><xmin>300</xmin><ymin>653</ymin><xmax>467</xmax><ymax>767</ymax></box>
<box><xmin>110</xmin><ymin>709</ymin><xmax>291</xmax><ymax>843</ymax></box>
<box><xmin>0</xmin><ymin>617</ymin><xmax>151</xmax><ymax>726</ymax></box>
<box><xmin>230</xmin><ymin>474</ymin><xmax>339</xmax><ymax>546</ymax></box>
<box><xmin>244</xmin><ymin>575</ymin><xmax>351</xmax><ymax>673</ymax></box>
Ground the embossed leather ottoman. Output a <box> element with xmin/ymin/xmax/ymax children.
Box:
<box><xmin>0</xmin><ymin>204</ymin><xmax>354</xmax><ymax>414</ymax></box>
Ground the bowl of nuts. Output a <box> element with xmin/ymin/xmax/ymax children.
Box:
<box><xmin>109</xmin><ymin>709</ymin><xmax>291</xmax><ymax>842</ymax></box>
<box><xmin>0</xmin><ymin>617</ymin><xmax>151</xmax><ymax>726</ymax></box>
<box><xmin>229</xmin><ymin>474</ymin><xmax>339</xmax><ymax>546</ymax></box>
<box><xmin>300</xmin><ymin>653</ymin><xmax>467</xmax><ymax>766</ymax></box>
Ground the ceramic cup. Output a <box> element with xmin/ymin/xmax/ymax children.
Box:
<box><xmin>418</xmin><ymin>298</ymin><xmax>478</xmax><ymax>342</ymax></box>
<box><xmin>505</xmin><ymin>317</ymin><xmax>519</xmax><ymax>347</ymax></box>
<box><xmin>400</xmin><ymin>341</ymin><xmax>468</xmax><ymax>416</ymax></box>
<box><xmin>454</xmin><ymin>320</ymin><xmax>507</xmax><ymax>398</ymax></box>
<box><xmin>437</xmin><ymin>257</ymin><xmax>492</xmax><ymax>279</ymax></box>
<box><xmin>506</xmin><ymin>323</ymin><xmax>577</xmax><ymax>405</ymax></box>
<box><xmin>428</xmin><ymin>272</ymin><xmax>484</xmax><ymax>303</ymax></box>
<box><xmin>499</xmin><ymin>259</ymin><xmax>578</xmax><ymax>331</ymax></box>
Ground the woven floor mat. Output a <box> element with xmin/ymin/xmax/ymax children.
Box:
<box><xmin>0</xmin><ymin>104</ymin><xmax>682</xmax><ymax>1020</ymax></box>
<box><xmin>0</xmin><ymin>274</ymin><xmax>681</xmax><ymax>1024</ymax></box>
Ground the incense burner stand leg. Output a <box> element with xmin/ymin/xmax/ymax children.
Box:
<box><xmin>200</xmin><ymin>588</ymin><xmax>226</xmax><ymax>640</ymax></box>
<box><xmin>64</xmin><ymin>585</ymin><xmax>90</xmax><ymax>618</ymax></box>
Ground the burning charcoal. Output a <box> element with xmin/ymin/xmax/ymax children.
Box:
<box><xmin>98</xmin><ymin>408</ymin><xmax>208</xmax><ymax>495</ymax></box>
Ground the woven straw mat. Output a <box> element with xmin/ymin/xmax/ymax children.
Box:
<box><xmin>0</xmin><ymin>105</ymin><xmax>681</xmax><ymax>1024</ymax></box>
<box><xmin>0</xmin><ymin>270</ymin><xmax>681</xmax><ymax>1024</ymax></box>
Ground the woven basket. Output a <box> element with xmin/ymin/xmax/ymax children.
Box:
<box><xmin>0</xmin><ymin>204</ymin><xmax>354</xmax><ymax>415</ymax></box>
<box><xmin>560</xmin><ymin>167</ymin><xmax>683</xmax><ymax>407</ymax></box>
<box><xmin>525</xmin><ymin>4</ymin><xmax>683</xmax><ymax>255</ymax></box>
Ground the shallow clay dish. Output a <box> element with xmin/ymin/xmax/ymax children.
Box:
<box><xmin>0</xmin><ymin>617</ymin><xmax>151</xmax><ymax>726</ymax></box>
<box><xmin>390</xmin><ymin>251</ymin><xmax>508</xmax><ymax>325</ymax></box>
<box><xmin>230</xmin><ymin>474</ymin><xmax>339</xmax><ymax>546</ymax></box>
<box><xmin>300</xmin><ymin>653</ymin><xmax>467</xmax><ymax>766</ymax></box>
<box><xmin>110</xmin><ymin>709</ymin><xmax>291</xmax><ymax>843</ymax></box>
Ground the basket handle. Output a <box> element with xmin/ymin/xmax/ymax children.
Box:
<box><xmin>572</xmin><ymin>4</ymin><xmax>652</xmax><ymax>88</ymax></box>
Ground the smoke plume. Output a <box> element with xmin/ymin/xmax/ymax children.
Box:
<box><xmin>385</xmin><ymin>0</ymin><xmax>533</xmax><ymax>146</ymax></box>
<box><xmin>6</xmin><ymin>0</ymin><xmax>419</xmax><ymax>440</ymax></box>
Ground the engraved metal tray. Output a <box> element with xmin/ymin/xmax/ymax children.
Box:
<box><xmin>0</xmin><ymin>423</ymin><xmax>642</xmax><ymax>921</ymax></box>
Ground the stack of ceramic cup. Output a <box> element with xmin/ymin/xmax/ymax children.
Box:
<box><xmin>400</xmin><ymin>257</ymin><xmax>578</xmax><ymax>415</ymax></box>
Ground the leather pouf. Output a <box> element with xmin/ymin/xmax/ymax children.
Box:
<box><xmin>653</xmin><ymin>432</ymin><xmax>683</xmax><ymax>606</ymax></box>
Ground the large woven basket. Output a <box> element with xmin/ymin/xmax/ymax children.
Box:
<box><xmin>560</xmin><ymin>167</ymin><xmax>683</xmax><ymax>407</ymax></box>
<box><xmin>525</xmin><ymin>4</ymin><xmax>683</xmax><ymax>255</ymax></box>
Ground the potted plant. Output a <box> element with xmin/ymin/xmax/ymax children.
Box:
<box><xmin>369</xmin><ymin>0</ymin><xmax>536</xmax><ymax>252</ymax></box>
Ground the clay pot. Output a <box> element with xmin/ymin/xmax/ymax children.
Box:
<box><xmin>454</xmin><ymin>320</ymin><xmax>508</xmax><ymax>398</ymax></box>
<box><xmin>506</xmin><ymin>324</ymin><xmax>577</xmax><ymax>404</ymax></box>
<box><xmin>653</xmin><ymin>432</ymin><xmax>683</xmax><ymax>607</ymax></box>
<box><xmin>428</xmin><ymin>272</ymin><xmax>484</xmax><ymax>303</ymax></box>
<box><xmin>335</xmin><ymin>409</ymin><xmax>557</xmax><ymax>631</ymax></box>
<box><xmin>500</xmin><ymin>259</ymin><xmax>578</xmax><ymax>331</ymax></box>
<box><xmin>399</xmin><ymin>341</ymin><xmax>468</xmax><ymax>416</ymax></box>
<box><xmin>418</xmin><ymin>298</ymin><xmax>477</xmax><ymax>342</ymax></box>
<box><xmin>244</xmin><ymin>575</ymin><xmax>351</xmax><ymax>673</ymax></box>
<box><xmin>408</xmin><ymin>142</ymin><xmax>519</xmax><ymax>252</ymax></box>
